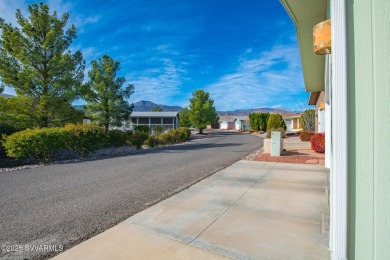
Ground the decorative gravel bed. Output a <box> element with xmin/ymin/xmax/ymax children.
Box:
<box><xmin>254</xmin><ymin>149</ymin><xmax>325</xmax><ymax>165</ymax></box>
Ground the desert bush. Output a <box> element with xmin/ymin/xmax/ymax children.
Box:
<box><xmin>299</xmin><ymin>130</ymin><xmax>314</xmax><ymax>142</ymax></box>
<box><xmin>310</xmin><ymin>133</ymin><xmax>325</xmax><ymax>153</ymax></box>
<box><xmin>152</xmin><ymin>125</ymin><xmax>164</xmax><ymax>135</ymax></box>
<box><xmin>2</xmin><ymin>127</ymin><xmax>68</xmax><ymax>161</ymax></box>
<box><xmin>134</xmin><ymin>125</ymin><xmax>150</xmax><ymax>133</ymax></box>
<box><xmin>130</xmin><ymin>131</ymin><xmax>149</xmax><ymax>149</ymax></box>
<box><xmin>267</xmin><ymin>113</ymin><xmax>287</xmax><ymax>131</ymax></box>
<box><xmin>107</xmin><ymin>130</ymin><xmax>129</xmax><ymax>147</ymax></box>
<box><xmin>64</xmin><ymin>123</ymin><xmax>107</xmax><ymax>156</ymax></box>
<box><xmin>145</xmin><ymin>135</ymin><xmax>160</xmax><ymax>148</ymax></box>
<box><xmin>266</xmin><ymin>128</ymin><xmax>287</xmax><ymax>138</ymax></box>
<box><xmin>159</xmin><ymin>128</ymin><xmax>191</xmax><ymax>144</ymax></box>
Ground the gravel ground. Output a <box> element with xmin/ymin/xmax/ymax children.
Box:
<box><xmin>0</xmin><ymin>130</ymin><xmax>261</xmax><ymax>260</ymax></box>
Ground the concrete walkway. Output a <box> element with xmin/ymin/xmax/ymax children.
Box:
<box><xmin>55</xmin><ymin>161</ymin><xmax>329</xmax><ymax>260</ymax></box>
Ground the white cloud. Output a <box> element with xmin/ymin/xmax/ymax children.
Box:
<box><xmin>204</xmin><ymin>45</ymin><xmax>304</xmax><ymax>111</ymax></box>
<box><xmin>126</xmin><ymin>56</ymin><xmax>187</xmax><ymax>105</ymax></box>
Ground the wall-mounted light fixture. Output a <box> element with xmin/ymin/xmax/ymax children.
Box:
<box><xmin>313</xmin><ymin>19</ymin><xmax>331</xmax><ymax>55</ymax></box>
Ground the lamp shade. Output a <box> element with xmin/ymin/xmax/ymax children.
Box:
<box><xmin>313</xmin><ymin>19</ymin><xmax>331</xmax><ymax>55</ymax></box>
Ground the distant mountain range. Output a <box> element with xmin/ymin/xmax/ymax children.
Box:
<box><xmin>133</xmin><ymin>100</ymin><xmax>182</xmax><ymax>112</ymax></box>
<box><xmin>74</xmin><ymin>100</ymin><xmax>296</xmax><ymax>115</ymax></box>
<box><xmin>217</xmin><ymin>107</ymin><xmax>295</xmax><ymax>116</ymax></box>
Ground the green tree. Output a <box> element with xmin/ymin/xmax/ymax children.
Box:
<box><xmin>152</xmin><ymin>106</ymin><xmax>162</xmax><ymax>112</ymax></box>
<box><xmin>0</xmin><ymin>3</ymin><xmax>85</xmax><ymax>127</ymax></box>
<box><xmin>267</xmin><ymin>113</ymin><xmax>287</xmax><ymax>131</ymax></box>
<box><xmin>301</xmin><ymin>109</ymin><xmax>315</xmax><ymax>132</ymax></box>
<box><xmin>84</xmin><ymin>55</ymin><xmax>134</xmax><ymax>132</ymax></box>
<box><xmin>188</xmin><ymin>90</ymin><xmax>219</xmax><ymax>134</ymax></box>
<box><xmin>0</xmin><ymin>95</ymin><xmax>82</xmax><ymax>131</ymax></box>
<box><xmin>179</xmin><ymin>107</ymin><xmax>191</xmax><ymax>128</ymax></box>
<box><xmin>249</xmin><ymin>112</ymin><xmax>270</xmax><ymax>132</ymax></box>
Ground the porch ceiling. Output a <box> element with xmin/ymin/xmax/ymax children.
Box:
<box><xmin>280</xmin><ymin>0</ymin><xmax>327</xmax><ymax>92</ymax></box>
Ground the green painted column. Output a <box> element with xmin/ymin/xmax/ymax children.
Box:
<box><xmin>347</xmin><ymin>0</ymin><xmax>390</xmax><ymax>258</ymax></box>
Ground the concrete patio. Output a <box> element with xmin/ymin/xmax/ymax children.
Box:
<box><xmin>55</xmin><ymin>160</ymin><xmax>329</xmax><ymax>260</ymax></box>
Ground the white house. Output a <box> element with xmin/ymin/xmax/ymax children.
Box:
<box><xmin>282</xmin><ymin>113</ymin><xmax>302</xmax><ymax>133</ymax></box>
<box><xmin>129</xmin><ymin>111</ymin><xmax>179</xmax><ymax>132</ymax></box>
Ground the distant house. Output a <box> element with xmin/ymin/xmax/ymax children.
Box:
<box><xmin>218</xmin><ymin>115</ymin><xmax>235</xmax><ymax>130</ymax></box>
<box><xmin>129</xmin><ymin>111</ymin><xmax>179</xmax><ymax>132</ymax></box>
<box><xmin>233</xmin><ymin>117</ymin><xmax>251</xmax><ymax>131</ymax></box>
<box><xmin>282</xmin><ymin>113</ymin><xmax>302</xmax><ymax>133</ymax></box>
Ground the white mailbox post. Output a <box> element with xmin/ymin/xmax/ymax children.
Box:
<box><xmin>271</xmin><ymin>131</ymin><xmax>281</xmax><ymax>156</ymax></box>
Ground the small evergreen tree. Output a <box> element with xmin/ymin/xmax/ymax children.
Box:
<box><xmin>179</xmin><ymin>107</ymin><xmax>191</xmax><ymax>128</ymax></box>
<box><xmin>84</xmin><ymin>55</ymin><xmax>134</xmax><ymax>132</ymax></box>
<box><xmin>188</xmin><ymin>90</ymin><xmax>219</xmax><ymax>134</ymax></box>
<box><xmin>267</xmin><ymin>113</ymin><xmax>287</xmax><ymax>131</ymax></box>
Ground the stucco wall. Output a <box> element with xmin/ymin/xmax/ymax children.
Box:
<box><xmin>347</xmin><ymin>0</ymin><xmax>390</xmax><ymax>258</ymax></box>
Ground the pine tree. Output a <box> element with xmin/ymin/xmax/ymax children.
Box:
<box><xmin>84</xmin><ymin>55</ymin><xmax>134</xmax><ymax>132</ymax></box>
<box><xmin>0</xmin><ymin>3</ymin><xmax>85</xmax><ymax>127</ymax></box>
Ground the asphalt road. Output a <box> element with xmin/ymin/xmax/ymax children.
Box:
<box><xmin>0</xmin><ymin>130</ymin><xmax>262</xmax><ymax>259</ymax></box>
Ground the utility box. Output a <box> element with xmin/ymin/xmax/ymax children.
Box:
<box><xmin>271</xmin><ymin>131</ymin><xmax>281</xmax><ymax>156</ymax></box>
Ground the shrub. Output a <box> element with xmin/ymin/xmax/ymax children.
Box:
<box><xmin>145</xmin><ymin>135</ymin><xmax>160</xmax><ymax>148</ymax></box>
<box><xmin>134</xmin><ymin>125</ymin><xmax>150</xmax><ymax>133</ymax></box>
<box><xmin>299</xmin><ymin>130</ymin><xmax>314</xmax><ymax>142</ymax></box>
<box><xmin>310</xmin><ymin>133</ymin><xmax>325</xmax><ymax>153</ymax></box>
<box><xmin>249</xmin><ymin>112</ymin><xmax>270</xmax><ymax>132</ymax></box>
<box><xmin>0</xmin><ymin>124</ymin><xmax>19</xmax><ymax>137</ymax></box>
<box><xmin>266</xmin><ymin>128</ymin><xmax>287</xmax><ymax>139</ymax></box>
<box><xmin>2</xmin><ymin>127</ymin><xmax>68</xmax><ymax>161</ymax></box>
<box><xmin>152</xmin><ymin>125</ymin><xmax>164</xmax><ymax>136</ymax></box>
<box><xmin>130</xmin><ymin>131</ymin><xmax>149</xmax><ymax>149</ymax></box>
<box><xmin>107</xmin><ymin>130</ymin><xmax>129</xmax><ymax>147</ymax></box>
<box><xmin>267</xmin><ymin>113</ymin><xmax>287</xmax><ymax>131</ymax></box>
<box><xmin>64</xmin><ymin>123</ymin><xmax>107</xmax><ymax>156</ymax></box>
<box><xmin>159</xmin><ymin>128</ymin><xmax>191</xmax><ymax>144</ymax></box>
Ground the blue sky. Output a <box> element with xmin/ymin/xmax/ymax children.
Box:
<box><xmin>0</xmin><ymin>0</ymin><xmax>309</xmax><ymax>111</ymax></box>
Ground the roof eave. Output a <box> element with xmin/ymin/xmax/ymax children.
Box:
<box><xmin>280</xmin><ymin>0</ymin><xmax>327</xmax><ymax>92</ymax></box>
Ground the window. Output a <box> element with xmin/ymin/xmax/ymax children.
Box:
<box><xmin>151</xmin><ymin>118</ymin><xmax>161</xmax><ymax>124</ymax></box>
<box><xmin>138</xmin><ymin>118</ymin><xmax>149</xmax><ymax>124</ymax></box>
<box><xmin>163</xmin><ymin>117</ymin><xmax>173</xmax><ymax>124</ymax></box>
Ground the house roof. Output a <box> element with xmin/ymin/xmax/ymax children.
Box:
<box><xmin>233</xmin><ymin>116</ymin><xmax>249</xmax><ymax>121</ymax></box>
<box><xmin>279</xmin><ymin>0</ymin><xmax>327</xmax><ymax>92</ymax></box>
<box><xmin>130</xmin><ymin>112</ymin><xmax>179</xmax><ymax>118</ymax></box>
<box><xmin>281</xmin><ymin>113</ymin><xmax>302</xmax><ymax>119</ymax></box>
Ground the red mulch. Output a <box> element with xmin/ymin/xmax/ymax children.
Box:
<box><xmin>254</xmin><ymin>149</ymin><xmax>325</xmax><ymax>165</ymax></box>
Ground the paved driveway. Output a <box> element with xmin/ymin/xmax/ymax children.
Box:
<box><xmin>0</xmin><ymin>130</ymin><xmax>261</xmax><ymax>259</ymax></box>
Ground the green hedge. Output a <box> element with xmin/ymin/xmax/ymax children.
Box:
<box><xmin>2</xmin><ymin>126</ymin><xmax>192</xmax><ymax>161</ymax></box>
<box><xmin>129</xmin><ymin>131</ymin><xmax>149</xmax><ymax>149</ymax></box>
<box><xmin>134</xmin><ymin>125</ymin><xmax>150</xmax><ymax>133</ymax></box>
<box><xmin>2</xmin><ymin>127</ymin><xmax>68</xmax><ymax>161</ymax></box>
<box><xmin>64</xmin><ymin>123</ymin><xmax>108</xmax><ymax>156</ymax></box>
<box><xmin>159</xmin><ymin>128</ymin><xmax>191</xmax><ymax>145</ymax></box>
<box><xmin>107</xmin><ymin>130</ymin><xmax>129</xmax><ymax>147</ymax></box>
